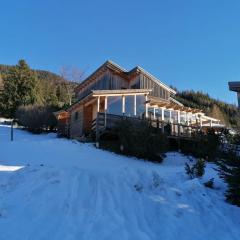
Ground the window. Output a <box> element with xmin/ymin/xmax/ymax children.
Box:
<box><xmin>136</xmin><ymin>95</ymin><xmax>145</xmax><ymax>118</ymax></box>
<box><xmin>155</xmin><ymin>108</ymin><xmax>162</xmax><ymax>119</ymax></box>
<box><xmin>125</xmin><ymin>96</ymin><xmax>134</xmax><ymax>117</ymax></box>
<box><xmin>148</xmin><ymin>107</ymin><xmax>155</xmax><ymax>119</ymax></box>
<box><xmin>172</xmin><ymin>111</ymin><xmax>178</xmax><ymax>123</ymax></box>
<box><xmin>164</xmin><ymin>110</ymin><xmax>171</xmax><ymax>122</ymax></box>
<box><xmin>107</xmin><ymin>96</ymin><xmax>122</xmax><ymax>115</ymax></box>
<box><xmin>180</xmin><ymin>113</ymin><xmax>186</xmax><ymax>124</ymax></box>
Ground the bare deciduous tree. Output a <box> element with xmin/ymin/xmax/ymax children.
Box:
<box><xmin>59</xmin><ymin>65</ymin><xmax>85</xmax><ymax>105</ymax></box>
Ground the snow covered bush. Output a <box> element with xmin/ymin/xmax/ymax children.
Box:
<box><xmin>16</xmin><ymin>105</ymin><xmax>57</xmax><ymax>133</ymax></box>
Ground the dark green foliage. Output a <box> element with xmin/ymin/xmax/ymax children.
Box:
<box><xmin>35</xmin><ymin>70</ymin><xmax>77</xmax><ymax>106</ymax></box>
<box><xmin>204</xmin><ymin>178</ymin><xmax>214</xmax><ymax>189</ymax></box>
<box><xmin>16</xmin><ymin>105</ymin><xmax>57</xmax><ymax>133</ymax></box>
<box><xmin>195</xmin><ymin>158</ymin><xmax>206</xmax><ymax>177</ymax></box>
<box><xmin>185</xmin><ymin>158</ymin><xmax>206</xmax><ymax>178</ymax></box>
<box><xmin>185</xmin><ymin>163</ymin><xmax>195</xmax><ymax>179</ymax></box>
<box><xmin>218</xmin><ymin>152</ymin><xmax>240</xmax><ymax>207</ymax></box>
<box><xmin>0</xmin><ymin>61</ymin><xmax>77</xmax><ymax>118</ymax></box>
<box><xmin>0</xmin><ymin>60</ymin><xmax>38</xmax><ymax>116</ymax></box>
<box><xmin>175</xmin><ymin>90</ymin><xmax>240</xmax><ymax>129</ymax></box>
<box><xmin>226</xmin><ymin>132</ymin><xmax>240</xmax><ymax>145</ymax></box>
<box><xmin>180</xmin><ymin>129</ymin><xmax>220</xmax><ymax>161</ymax></box>
<box><xmin>117</xmin><ymin>119</ymin><xmax>168</xmax><ymax>162</ymax></box>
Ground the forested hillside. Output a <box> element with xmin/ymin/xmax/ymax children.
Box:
<box><xmin>0</xmin><ymin>63</ymin><xmax>77</xmax><ymax>109</ymax></box>
<box><xmin>175</xmin><ymin>90</ymin><xmax>240</xmax><ymax>129</ymax></box>
<box><xmin>0</xmin><ymin>60</ymin><xmax>79</xmax><ymax>132</ymax></box>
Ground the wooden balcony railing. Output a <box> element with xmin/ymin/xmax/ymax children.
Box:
<box><xmin>92</xmin><ymin>112</ymin><xmax>205</xmax><ymax>141</ymax></box>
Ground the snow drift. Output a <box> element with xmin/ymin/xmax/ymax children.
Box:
<box><xmin>0</xmin><ymin>125</ymin><xmax>239</xmax><ymax>240</ymax></box>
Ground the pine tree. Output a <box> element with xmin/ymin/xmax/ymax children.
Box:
<box><xmin>1</xmin><ymin>60</ymin><xmax>38</xmax><ymax>117</ymax></box>
<box><xmin>219</xmin><ymin>152</ymin><xmax>240</xmax><ymax>207</ymax></box>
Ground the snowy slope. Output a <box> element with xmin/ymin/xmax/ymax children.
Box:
<box><xmin>0</xmin><ymin>125</ymin><xmax>240</xmax><ymax>240</ymax></box>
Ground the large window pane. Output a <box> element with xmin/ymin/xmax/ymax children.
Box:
<box><xmin>148</xmin><ymin>107</ymin><xmax>155</xmax><ymax>119</ymax></box>
<box><xmin>180</xmin><ymin>113</ymin><xmax>186</xmax><ymax>124</ymax></box>
<box><xmin>164</xmin><ymin>110</ymin><xmax>171</xmax><ymax>122</ymax></box>
<box><xmin>125</xmin><ymin>96</ymin><xmax>134</xmax><ymax>117</ymax></box>
<box><xmin>136</xmin><ymin>95</ymin><xmax>145</xmax><ymax>118</ymax></box>
<box><xmin>172</xmin><ymin>111</ymin><xmax>178</xmax><ymax>123</ymax></box>
<box><xmin>155</xmin><ymin>108</ymin><xmax>162</xmax><ymax>119</ymax></box>
<box><xmin>107</xmin><ymin>96</ymin><xmax>122</xmax><ymax>115</ymax></box>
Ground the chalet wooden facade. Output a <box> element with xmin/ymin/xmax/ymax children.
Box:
<box><xmin>55</xmin><ymin>61</ymin><xmax>222</xmax><ymax>139</ymax></box>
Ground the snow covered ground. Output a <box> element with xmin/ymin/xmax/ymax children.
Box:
<box><xmin>0</xmin><ymin>125</ymin><xmax>240</xmax><ymax>240</ymax></box>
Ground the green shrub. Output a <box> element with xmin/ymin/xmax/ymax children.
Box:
<box><xmin>185</xmin><ymin>163</ymin><xmax>195</xmax><ymax>179</ymax></box>
<box><xmin>218</xmin><ymin>151</ymin><xmax>240</xmax><ymax>207</ymax></box>
<box><xmin>16</xmin><ymin>105</ymin><xmax>57</xmax><ymax>133</ymax></box>
<box><xmin>116</xmin><ymin>118</ymin><xmax>168</xmax><ymax>162</ymax></box>
<box><xmin>195</xmin><ymin>158</ymin><xmax>206</xmax><ymax>177</ymax></box>
<box><xmin>185</xmin><ymin>158</ymin><xmax>206</xmax><ymax>179</ymax></box>
<box><xmin>180</xmin><ymin>129</ymin><xmax>220</xmax><ymax>161</ymax></box>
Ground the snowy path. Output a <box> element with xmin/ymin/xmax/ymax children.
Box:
<box><xmin>0</xmin><ymin>125</ymin><xmax>240</xmax><ymax>240</ymax></box>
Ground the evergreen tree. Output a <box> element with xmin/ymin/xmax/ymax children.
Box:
<box><xmin>1</xmin><ymin>60</ymin><xmax>38</xmax><ymax>116</ymax></box>
<box><xmin>218</xmin><ymin>152</ymin><xmax>240</xmax><ymax>207</ymax></box>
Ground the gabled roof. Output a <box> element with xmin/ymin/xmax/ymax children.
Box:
<box><xmin>75</xmin><ymin>60</ymin><xmax>176</xmax><ymax>94</ymax></box>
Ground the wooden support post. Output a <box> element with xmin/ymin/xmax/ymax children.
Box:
<box><xmin>177</xmin><ymin>111</ymin><xmax>181</xmax><ymax>135</ymax></box>
<box><xmin>97</xmin><ymin>96</ymin><xmax>100</xmax><ymax>112</ymax></box>
<box><xmin>122</xmin><ymin>95</ymin><xmax>125</xmax><ymax>115</ymax></box>
<box><xmin>153</xmin><ymin>107</ymin><xmax>156</xmax><ymax>119</ymax></box>
<box><xmin>134</xmin><ymin>94</ymin><xmax>137</xmax><ymax>116</ymax></box>
<box><xmin>96</xmin><ymin>113</ymin><xmax>99</xmax><ymax>148</ymax></box>
<box><xmin>177</xmin><ymin>111</ymin><xmax>180</xmax><ymax>124</ymax></box>
<box><xmin>104</xmin><ymin>96</ymin><xmax>108</xmax><ymax>112</ymax></box>
<box><xmin>186</xmin><ymin>113</ymin><xmax>189</xmax><ymax>126</ymax></box>
<box><xmin>104</xmin><ymin>96</ymin><xmax>108</xmax><ymax>127</ymax></box>
<box><xmin>11</xmin><ymin>120</ymin><xmax>14</xmax><ymax>141</ymax></box>
<box><xmin>169</xmin><ymin>110</ymin><xmax>172</xmax><ymax>123</ymax></box>
<box><xmin>145</xmin><ymin>95</ymin><xmax>148</xmax><ymax>118</ymax></box>
<box><xmin>161</xmin><ymin>108</ymin><xmax>164</xmax><ymax>121</ymax></box>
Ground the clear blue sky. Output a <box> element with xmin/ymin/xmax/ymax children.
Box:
<box><xmin>1</xmin><ymin>0</ymin><xmax>240</xmax><ymax>104</ymax></box>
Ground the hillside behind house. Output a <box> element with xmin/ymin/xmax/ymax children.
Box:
<box><xmin>175</xmin><ymin>90</ymin><xmax>240</xmax><ymax>129</ymax></box>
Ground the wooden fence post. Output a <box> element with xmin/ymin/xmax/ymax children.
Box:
<box><xmin>11</xmin><ymin>120</ymin><xmax>14</xmax><ymax>141</ymax></box>
<box><xmin>96</xmin><ymin>113</ymin><xmax>99</xmax><ymax>148</ymax></box>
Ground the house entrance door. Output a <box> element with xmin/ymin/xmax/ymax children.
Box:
<box><xmin>83</xmin><ymin>105</ymin><xmax>93</xmax><ymax>135</ymax></box>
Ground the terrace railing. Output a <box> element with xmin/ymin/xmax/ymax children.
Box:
<box><xmin>92</xmin><ymin>112</ymin><xmax>204</xmax><ymax>141</ymax></box>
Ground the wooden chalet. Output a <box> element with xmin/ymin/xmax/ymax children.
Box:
<box><xmin>54</xmin><ymin>60</ymin><xmax>222</xmax><ymax>140</ymax></box>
